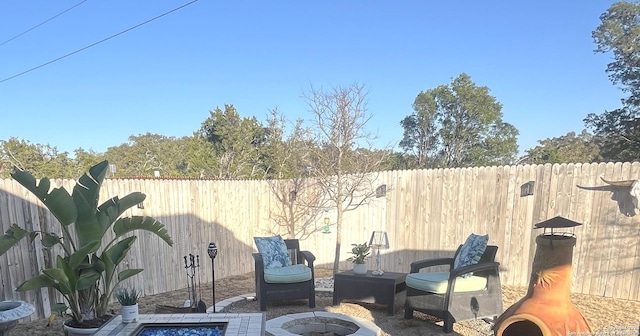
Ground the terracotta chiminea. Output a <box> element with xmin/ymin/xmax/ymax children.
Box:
<box><xmin>493</xmin><ymin>216</ymin><xmax>592</xmax><ymax>336</ymax></box>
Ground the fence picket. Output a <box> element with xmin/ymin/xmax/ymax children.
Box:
<box><xmin>1</xmin><ymin>162</ymin><xmax>640</xmax><ymax>320</ymax></box>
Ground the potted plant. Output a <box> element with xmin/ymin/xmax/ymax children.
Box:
<box><xmin>115</xmin><ymin>287</ymin><xmax>141</xmax><ymax>323</ymax></box>
<box><xmin>0</xmin><ymin>160</ymin><xmax>173</xmax><ymax>335</ymax></box>
<box><xmin>346</xmin><ymin>242</ymin><xmax>370</xmax><ymax>275</ymax></box>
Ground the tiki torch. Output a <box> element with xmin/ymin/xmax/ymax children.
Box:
<box><xmin>207</xmin><ymin>242</ymin><xmax>218</xmax><ymax>312</ymax></box>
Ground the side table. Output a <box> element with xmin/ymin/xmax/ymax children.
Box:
<box><xmin>332</xmin><ymin>270</ymin><xmax>407</xmax><ymax>316</ymax></box>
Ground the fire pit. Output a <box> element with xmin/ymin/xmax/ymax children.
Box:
<box><xmin>265</xmin><ymin>312</ymin><xmax>381</xmax><ymax>336</ymax></box>
<box><xmin>493</xmin><ymin>216</ymin><xmax>592</xmax><ymax>336</ymax></box>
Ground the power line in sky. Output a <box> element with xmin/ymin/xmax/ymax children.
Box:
<box><xmin>0</xmin><ymin>0</ymin><xmax>199</xmax><ymax>84</ymax></box>
<box><xmin>0</xmin><ymin>0</ymin><xmax>89</xmax><ymax>47</ymax></box>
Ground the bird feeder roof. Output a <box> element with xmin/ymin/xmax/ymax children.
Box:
<box><xmin>534</xmin><ymin>216</ymin><xmax>582</xmax><ymax>229</ymax></box>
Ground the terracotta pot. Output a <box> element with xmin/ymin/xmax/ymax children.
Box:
<box><xmin>493</xmin><ymin>235</ymin><xmax>592</xmax><ymax>336</ymax></box>
<box><xmin>352</xmin><ymin>263</ymin><xmax>368</xmax><ymax>275</ymax></box>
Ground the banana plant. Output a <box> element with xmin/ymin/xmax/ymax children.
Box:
<box><xmin>0</xmin><ymin>160</ymin><xmax>173</xmax><ymax>326</ymax></box>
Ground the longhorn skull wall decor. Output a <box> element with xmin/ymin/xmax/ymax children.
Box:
<box><xmin>600</xmin><ymin>176</ymin><xmax>640</xmax><ymax>214</ymax></box>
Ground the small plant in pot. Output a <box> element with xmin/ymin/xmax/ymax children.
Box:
<box><xmin>115</xmin><ymin>287</ymin><xmax>141</xmax><ymax>323</ymax></box>
<box><xmin>347</xmin><ymin>242</ymin><xmax>370</xmax><ymax>275</ymax></box>
<box><xmin>0</xmin><ymin>160</ymin><xmax>174</xmax><ymax>335</ymax></box>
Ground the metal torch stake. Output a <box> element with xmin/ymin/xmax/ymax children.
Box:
<box><xmin>211</xmin><ymin>258</ymin><xmax>215</xmax><ymax>312</ymax></box>
<box><xmin>207</xmin><ymin>242</ymin><xmax>218</xmax><ymax>313</ymax></box>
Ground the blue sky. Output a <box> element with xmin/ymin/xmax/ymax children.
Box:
<box><xmin>0</xmin><ymin>0</ymin><xmax>624</xmax><ymax>157</ymax></box>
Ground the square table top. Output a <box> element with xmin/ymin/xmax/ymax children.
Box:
<box><xmin>334</xmin><ymin>270</ymin><xmax>407</xmax><ymax>284</ymax></box>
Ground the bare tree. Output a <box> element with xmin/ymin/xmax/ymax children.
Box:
<box><xmin>264</xmin><ymin>109</ymin><xmax>329</xmax><ymax>240</ymax></box>
<box><xmin>267</xmin><ymin>177</ymin><xmax>328</xmax><ymax>240</ymax></box>
<box><xmin>303</xmin><ymin>83</ymin><xmax>388</xmax><ymax>274</ymax></box>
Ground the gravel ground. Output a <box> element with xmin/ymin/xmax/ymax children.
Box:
<box><xmin>9</xmin><ymin>268</ymin><xmax>640</xmax><ymax>336</ymax></box>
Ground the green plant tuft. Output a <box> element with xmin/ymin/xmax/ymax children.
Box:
<box><xmin>115</xmin><ymin>287</ymin><xmax>141</xmax><ymax>306</ymax></box>
<box><xmin>346</xmin><ymin>242</ymin><xmax>370</xmax><ymax>264</ymax></box>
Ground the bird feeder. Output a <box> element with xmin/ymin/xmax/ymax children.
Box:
<box><xmin>323</xmin><ymin>209</ymin><xmax>331</xmax><ymax>234</ymax></box>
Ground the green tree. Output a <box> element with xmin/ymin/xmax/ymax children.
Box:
<box><xmin>304</xmin><ymin>83</ymin><xmax>389</xmax><ymax>274</ymax></box>
<box><xmin>183</xmin><ymin>136</ymin><xmax>218</xmax><ymax>178</ymax></box>
<box><xmin>0</xmin><ymin>137</ymin><xmax>73</xmax><ymax>178</ymax></box>
<box><xmin>383</xmin><ymin>151</ymin><xmax>416</xmax><ymax>171</ymax></box>
<box><xmin>104</xmin><ymin>133</ymin><xmax>190</xmax><ymax>177</ymax></box>
<box><xmin>399</xmin><ymin>93</ymin><xmax>439</xmax><ymax>168</ymax></box>
<box><xmin>593</xmin><ymin>1</ymin><xmax>640</xmax><ymax>107</ymax></box>
<box><xmin>71</xmin><ymin>149</ymin><xmax>105</xmax><ymax>177</ymax></box>
<box><xmin>589</xmin><ymin>1</ymin><xmax>640</xmax><ymax>161</ymax></box>
<box><xmin>519</xmin><ymin>130</ymin><xmax>601</xmax><ymax>164</ymax></box>
<box><xmin>400</xmin><ymin>73</ymin><xmax>519</xmax><ymax>168</ymax></box>
<box><xmin>584</xmin><ymin>108</ymin><xmax>640</xmax><ymax>161</ymax></box>
<box><xmin>197</xmin><ymin>105</ymin><xmax>268</xmax><ymax>179</ymax></box>
<box><xmin>261</xmin><ymin>108</ymin><xmax>310</xmax><ymax>179</ymax></box>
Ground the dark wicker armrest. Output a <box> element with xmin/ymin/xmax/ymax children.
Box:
<box><xmin>449</xmin><ymin>261</ymin><xmax>500</xmax><ymax>278</ymax></box>
<box><xmin>252</xmin><ymin>253</ymin><xmax>266</xmax><ymax>279</ymax></box>
<box><xmin>299</xmin><ymin>250</ymin><xmax>316</xmax><ymax>268</ymax></box>
<box><xmin>410</xmin><ymin>257</ymin><xmax>455</xmax><ymax>273</ymax></box>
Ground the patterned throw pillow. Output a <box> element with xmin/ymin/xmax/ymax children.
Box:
<box><xmin>254</xmin><ymin>235</ymin><xmax>292</xmax><ymax>269</ymax></box>
<box><xmin>453</xmin><ymin>233</ymin><xmax>489</xmax><ymax>278</ymax></box>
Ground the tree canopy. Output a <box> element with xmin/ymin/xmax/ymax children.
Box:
<box><xmin>197</xmin><ymin>104</ymin><xmax>268</xmax><ymax>179</ymax></box>
<box><xmin>0</xmin><ymin>137</ymin><xmax>72</xmax><ymax>178</ymax></box>
<box><xmin>588</xmin><ymin>1</ymin><xmax>640</xmax><ymax>161</ymax></box>
<box><xmin>400</xmin><ymin>73</ymin><xmax>519</xmax><ymax>168</ymax></box>
<box><xmin>519</xmin><ymin>130</ymin><xmax>601</xmax><ymax>165</ymax></box>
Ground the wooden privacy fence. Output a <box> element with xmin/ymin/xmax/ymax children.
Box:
<box><xmin>1</xmin><ymin>161</ymin><xmax>639</xmax><ymax>320</ymax></box>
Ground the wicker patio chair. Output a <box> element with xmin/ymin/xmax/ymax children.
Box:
<box><xmin>404</xmin><ymin>244</ymin><xmax>502</xmax><ymax>333</ymax></box>
<box><xmin>252</xmin><ymin>238</ymin><xmax>316</xmax><ymax>311</ymax></box>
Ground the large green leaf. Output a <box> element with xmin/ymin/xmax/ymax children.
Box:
<box><xmin>69</xmin><ymin>242</ymin><xmax>100</xmax><ymax>270</ymax></box>
<box><xmin>41</xmin><ymin>233</ymin><xmax>62</xmax><ymax>248</ymax></box>
<box><xmin>10</xmin><ymin>170</ymin><xmax>48</xmax><ymax>199</ymax></box>
<box><xmin>91</xmin><ymin>254</ymin><xmax>105</xmax><ymax>273</ymax></box>
<box><xmin>51</xmin><ymin>303</ymin><xmax>68</xmax><ymax>315</ymax></box>
<box><xmin>74</xmin><ymin>215</ymin><xmax>102</xmax><ymax>251</ymax></box>
<box><xmin>104</xmin><ymin>236</ymin><xmax>137</xmax><ymax>267</ymax></box>
<box><xmin>115</xmin><ymin>192</ymin><xmax>146</xmax><ymax>212</ymax></box>
<box><xmin>0</xmin><ymin>224</ymin><xmax>27</xmax><ymax>256</ymax></box>
<box><xmin>56</xmin><ymin>256</ymin><xmax>77</xmax><ymax>293</ymax></box>
<box><xmin>72</xmin><ymin>161</ymin><xmax>108</xmax><ymax>248</ymax></box>
<box><xmin>12</xmin><ymin>169</ymin><xmax>77</xmax><ymax>226</ymax></box>
<box><xmin>42</xmin><ymin>268</ymin><xmax>70</xmax><ymax>284</ymax></box>
<box><xmin>101</xmin><ymin>236</ymin><xmax>136</xmax><ymax>294</ymax></box>
<box><xmin>118</xmin><ymin>269</ymin><xmax>143</xmax><ymax>282</ymax></box>
<box><xmin>16</xmin><ymin>274</ymin><xmax>57</xmax><ymax>292</ymax></box>
<box><xmin>97</xmin><ymin>193</ymin><xmax>145</xmax><ymax>233</ymax></box>
<box><xmin>101</xmin><ymin>250</ymin><xmax>116</xmax><ymax>294</ymax></box>
<box><xmin>41</xmin><ymin>188</ymin><xmax>77</xmax><ymax>226</ymax></box>
<box><xmin>113</xmin><ymin>216</ymin><xmax>174</xmax><ymax>246</ymax></box>
<box><xmin>96</xmin><ymin>197</ymin><xmax>121</xmax><ymax>235</ymax></box>
<box><xmin>77</xmin><ymin>269</ymin><xmax>100</xmax><ymax>291</ymax></box>
<box><xmin>72</xmin><ymin>160</ymin><xmax>108</xmax><ymax>222</ymax></box>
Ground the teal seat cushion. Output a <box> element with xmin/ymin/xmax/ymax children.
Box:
<box><xmin>264</xmin><ymin>264</ymin><xmax>312</xmax><ymax>284</ymax></box>
<box><xmin>406</xmin><ymin>272</ymin><xmax>487</xmax><ymax>294</ymax></box>
<box><xmin>254</xmin><ymin>235</ymin><xmax>292</xmax><ymax>269</ymax></box>
<box><xmin>453</xmin><ymin>233</ymin><xmax>489</xmax><ymax>278</ymax></box>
